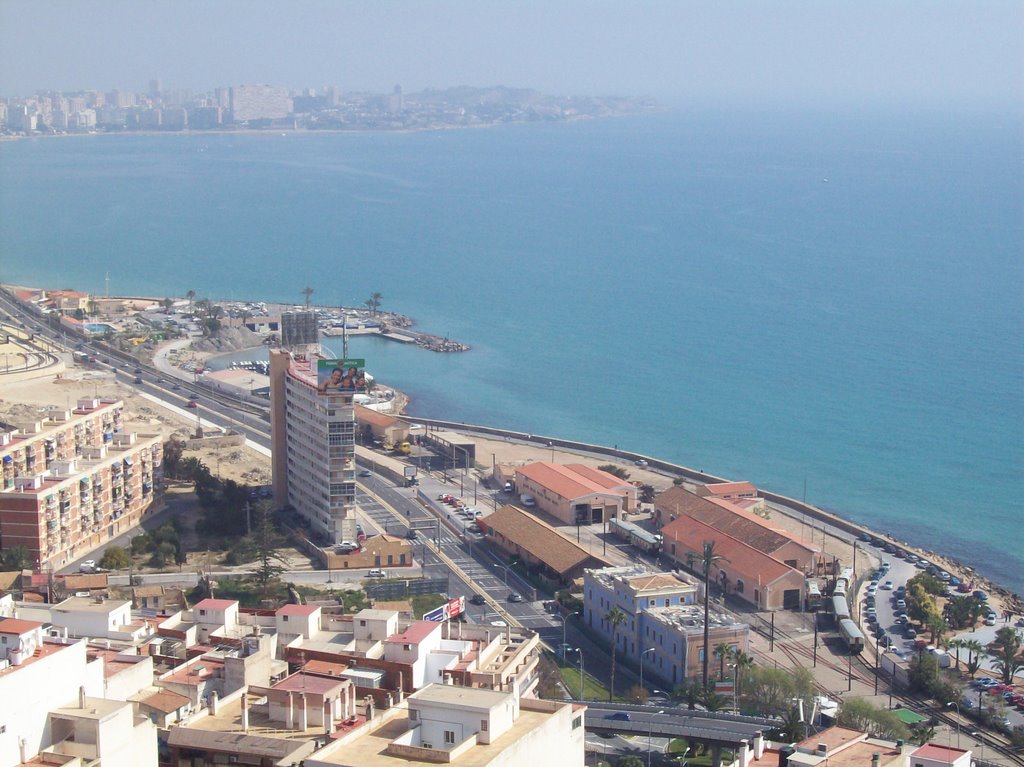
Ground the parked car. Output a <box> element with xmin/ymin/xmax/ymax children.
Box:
<box><xmin>79</xmin><ymin>559</ymin><xmax>96</xmax><ymax>572</ymax></box>
<box><xmin>974</xmin><ymin>590</ymin><xmax>988</xmax><ymax>601</ymax></box>
<box><xmin>634</xmin><ymin>459</ymin><xmax>649</xmax><ymax>467</ymax></box>
<box><xmin>904</xmin><ymin>627</ymin><xmax>918</xmax><ymax>639</ymax></box>
<box><xmin>470</xmin><ymin>593</ymin><xmax>486</xmax><ymax>606</ymax></box>
<box><xmin>896</xmin><ymin>599</ymin><xmax>907</xmax><ymax>610</ymax></box>
<box><xmin>337</xmin><ymin>541</ymin><xmax>359</xmax><ymax>553</ymax></box>
<box><xmin>367</xmin><ymin>568</ymin><xmax>387</xmax><ymax>578</ymax></box>
<box><xmin>508</xmin><ymin>592</ymin><xmax>524</xmax><ymax>603</ymax></box>
<box><xmin>881</xmin><ymin>580</ymin><xmax>894</xmax><ymax>590</ymax></box>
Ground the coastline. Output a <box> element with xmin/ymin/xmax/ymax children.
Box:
<box><xmin>1</xmin><ymin>313</ymin><xmax>1019</xmax><ymax>615</ymax></box>
<box><xmin>196</xmin><ymin>338</ymin><xmax>1021</xmax><ymax>610</ymax></box>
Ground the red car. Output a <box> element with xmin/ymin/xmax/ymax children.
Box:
<box><xmin>186</xmin><ymin>400</ymin><xmax>198</xmax><ymax>408</ymax></box>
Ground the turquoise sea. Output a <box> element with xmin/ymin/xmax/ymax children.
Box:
<box><xmin>1</xmin><ymin>108</ymin><xmax>1021</xmax><ymax>593</ymax></box>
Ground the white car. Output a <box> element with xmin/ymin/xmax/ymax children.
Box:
<box><xmin>880</xmin><ymin>580</ymin><xmax>894</xmax><ymax>590</ymax></box>
<box><xmin>79</xmin><ymin>559</ymin><xmax>97</xmax><ymax>572</ymax></box>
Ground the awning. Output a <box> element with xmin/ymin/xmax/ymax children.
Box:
<box><xmin>2</xmin><ymin>456</ymin><xmax>11</xmax><ymax>463</ymax></box>
<box><xmin>123</xmin><ymin>457</ymin><xmax>133</xmax><ymax>466</ymax></box>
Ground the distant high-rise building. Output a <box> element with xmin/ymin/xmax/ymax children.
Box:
<box><xmin>148</xmin><ymin>79</ymin><xmax>162</xmax><ymax>98</ymax></box>
<box><xmin>388</xmin><ymin>84</ymin><xmax>404</xmax><ymax>115</ymax></box>
<box><xmin>229</xmin><ymin>84</ymin><xmax>291</xmax><ymax>123</ymax></box>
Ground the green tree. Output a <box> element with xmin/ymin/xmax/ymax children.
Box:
<box><xmin>926</xmin><ymin>614</ymin><xmax>949</xmax><ymax>644</ymax></box>
<box><xmin>251</xmin><ymin>502</ymin><xmax>287</xmax><ymax>600</ymax></box>
<box><xmin>991</xmin><ymin>626</ymin><xmax>1024</xmax><ymax>685</ymax></box>
<box><xmin>715</xmin><ymin>642</ymin><xmax>733</xmax><ymax>680</ymax></box>
<box><xmin>837</xmin><ymin>698</ymin><xmax>910</xmax><ymax>740</ymax></box>
<box><xmin>962</xmin><ymin>639</ymin><xmax>986</xmax><ymax>677</ymax></box>
<box><xmin>302</xmin><ymin>286</ymin><xmax>314</xmax><ymax>308</ymax></box>
<box><xmin>700</xmin><ymin>686</ymin><xmax>727</xmax><ymax>712</ymax></box>
<box><xmin>99</xmin><ymin>546</ymin><xmax>130</xmax><ymax>570</ymax></box>
<box><xmin>367</xmin><ymin>291</ymin><xmax>383</xmax><ymax>314</ymax></box>
<box><xmin>673</xmin><ymin>680</ymin><xmax>701</xmax><ymax>710</ymax></box>
<box><xmin>910</xmin><ymin>722</ymin><xmax>937</xmax><ymax>746</ymax></box>
<box><xmin>150</xmin><ymin>541</ymin><xmax>176</xmax><ymax>568</ymax></box>
<box><xmin>700</xmin><ymin>540</ymin><xmax>727</xmax><ymax>688</ymax></box>
<box><xmin>597</xmin><ymin>464</ymin><xmax>631</xmax><ymax>481</ymax></box>
<box><xmin>185</xmin><ymin>289</ymin><xmax>195</xmax><ymax>313</ymax></box>
<box><xmin>0</xmin><ymin>546</ymin><xmax>31</xmax><ymax>571</ymax></box>
<box><xmin>908</xmin><ymin>652</ymin><xmax>940</xmax><ymax>694</ymax></box>
<box><xmin>162</xmin><ymin>438</ymin><xmax>184</xmax><ymax>478</ymax></box>
<box><xmin>605</xmin><ymin>606</ymin><xmax>627</xmax><ymax>701</ymax></box>
<box><xmin>627</xmin><ymin>684</ymin><xmax>649</xmax><ymax>705</ymax></box>
<box><xmin>732</xmin><ymin>650</ymin><xmax>755</xmax><ymax>699</ymax></box>
<box><xmin>616</xmin><ymin>756</ymin><xmax>645</xmax><ymax>767</ymax></box>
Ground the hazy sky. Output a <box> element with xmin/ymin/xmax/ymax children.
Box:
<box><xmin>0</xmin><ymin>0</ymin><xmax>1020</xmax><ymax>108</ymax></box>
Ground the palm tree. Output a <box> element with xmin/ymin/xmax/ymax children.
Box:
<box><xmin>715</xmin><ymin>642</ymin><xmax>733</xmax><ymax>680</ymax></box>
<box><xmin>368</xmin><ymin>291</ymin><xmax>383</xmax><ymax>314</ymax></box>
<box><xmin>185</xmin><ymin>289</ymin><xmax>195</xmax><ymax>314</ymax></box>
<box><xmin>700</xmin><ymin>540</ymin><xmax>727</xmax><ymax>688</ymax></box>
<box><xmin>947</xmin><ymin>638</ymin><xmax>964</xmax><ymax>670</ymax></box>
<box><xmin>991</xmin><ymin>626</ymin><xmax>1024</xmax><ymax>684</ymax></box>
<box><xmin>927</xmin><ymin>615</ymin><xmax>949</xmax><ymax>644</ymax></box>
<box><xmin>605</xmin><ymin>606</ymin><xmax>627</xmax><ymax>701</ymax></box>
<box><xmin>962</xmin><ymin>639</ymin><xmax>986</xmax><ymax>678</ymax></box>
<box><xmin>302</xmin><ymin>286</ymin><xmax>314</xmax><ymax>308</ymax></box>
<box><xmin>732</xmin><ymin>650</ymin><xmax>754</xmax><ymax>699</ymax></box>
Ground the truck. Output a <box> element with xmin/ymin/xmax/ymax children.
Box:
<box><xmin>392</xmin><ymin>441</ymin><xmax>411</xmax><ymax>455</ymax></box>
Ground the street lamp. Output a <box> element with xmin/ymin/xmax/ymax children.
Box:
<box><xmin>647</xmin><ymin>710</ymin><xmax>665</xmax><ymax>767</ymax></box>
<box><xmin>639</xmin><ymin>647</ymin><xmax>655</xmax><ymax>698</ymax></box>
<box><xmin>556</xmin><ymin>611</ymin><xmax>579</xmax><ymax>649</ymax></box>
<box><xmin>729</xmin><ymin>663</ymin><xmax>739</xmax><ymax>713</ymax></box>
<box><xmin>574</xmin><ymin>648</ymin><xmax>585</xmax><ymax>701</ymax></box>
<box><xmin>946</xmin><ymin>701</ymin><xmax>960</xmax><ymax>749</ymax></box>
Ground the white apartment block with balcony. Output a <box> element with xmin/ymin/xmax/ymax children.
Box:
<box><xmin>270</xmin><ymin>350</ymin><xmax>357</xmax><ymax>545</ymax></box>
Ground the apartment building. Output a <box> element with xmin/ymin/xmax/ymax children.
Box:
<box><xmin>0</xmin><ymin>398</ymin><xmax>163</xmax><ymax>570</ymax></box>
<box><xmin>583</xmin><ymin>565</ymin><xmax>749</xmax><ymax>688</ymax></box>
<box><xmin>270</xmin><ymin>350</ymin><xmax>357</xmax><ymax>545</ymax></box>
<box><xmin>582</xmin><ymin>565</ymin><xmax>698</xmax><ymax>656</ymax></box>
<box><xmin>0</xmin><ymin>621</ymin><xmax>157</xmax><ymax>767</ymax></box>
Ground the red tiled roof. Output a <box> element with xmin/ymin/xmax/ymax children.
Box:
<box><xmin>0</xmin><ymin>617</ymin><xmax>43</xmax><ymax>635</ymax></box>
<box><xmin>355</xmin><ymin>405</ymin><xmax>399</xmax><ymax>428</ymax></box>
<box><xmin>516</xmin><ymin>462</ymin><xmax>632</xmax><ymax>501</ymax></box>
<box><xmin>273</xmin><ymin>671</ymin><xmax>348</xmax><ymax>695</ymax></box>
<box><xmin>660</xmin><ymin>514</ymin><xmax>797</xmax><ymax>586</ymax></box>
<box><xmin>702</xmin><ymin>481</ymin><xmax>758</xmax><ymax>496</ymax></box>
<box><xmin>193</xmin><ymin>598</ymin><xmax>237</xmax><ymax>611</ymax></box>
<box><xmin>476</xmin><ymin>505</ymin><xmax>608</xmax><ymax>575</ymax></box>
<box><xmin>912</xmin><ymin>745</ymin><xmax>969</xmax><ymax>762</ymax></box>
<box><xmin>386</xmin><ymin>621</ymin><xmax>440</xmax><ymax>645</ymax></box>
<box><xmin>656</xmin><ymin>486</ymin><xmax>803</xmax><ymax>555</ymax></box>
<box><xmin>278</xmin><ymin>604</ymin><xmax>320</xmax><ymax>616</ymax></box>
<box><xmin>140</xmin><ymin>689</ymin><xmax>190</xmax><ymax>713</ymax></box>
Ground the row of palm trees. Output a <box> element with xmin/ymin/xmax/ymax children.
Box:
<box><xmin>949</xmin><ymin>627</ymin><xmax>1024</xmax><ymax>684</ymax></box>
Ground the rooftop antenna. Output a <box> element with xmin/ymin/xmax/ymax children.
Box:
<box><xmin>104</xmin><ymin>272</ymin><xmax>110</xmax><ymax>298</ymax></box>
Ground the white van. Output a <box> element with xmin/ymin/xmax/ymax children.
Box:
<box><xmin>519</xmin><ymin>494</ymin><xmax>536</xmax><ymax>508</ymax></box>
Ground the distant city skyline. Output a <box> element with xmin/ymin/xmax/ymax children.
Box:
<box><xmin>0</xmin><ymin>1</ymin><xmax>1020</xmax><ymax>110</ymax></box>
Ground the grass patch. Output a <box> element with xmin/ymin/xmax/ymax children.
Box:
<box><xmin>411</xmin><ymin>593</ymin><xmax>448</xmax><ymax>619</ymax></box>
<box><xmin>551</xmin><ymin>651</ymin><xmax>624</xmax><ymax>701</ymax></box>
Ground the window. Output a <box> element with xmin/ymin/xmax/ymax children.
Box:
<box><xmin>360</xmin><ymin>620</ymin><xmax>366</xmax><ymax>627</ymax></box>
<box><xmin>480</xmin><ymin>719</ymin><xmax>488</xmax><ymax>732</ymax></box>
<box><xmin>409</xmin><ymin>710</ymin><xmax>418</xmax><ymax>721</ymax></box>
<box><xmin>444</xmin><ymin>730</ymin><xmax>456</xmax><ymax>744</ymax></box>
<box><xmin>282</xmin><ymin>615</ymin><xmax>289</xmax><ymax>622</ymax></box>
<box><xmin>572</xmin><ymin>716</ymin><xmax>582</xmax><ymax>730</ymax></box>
<box><xmin>199</xmin><ymin>609</ymin><xmax>206</xmax><ymax>616</ymax></box>
<box><xmin>736</xmin><ymin>579</ymin><xmax>745</xmax><ymax>594</ymax></box>
<box><xmin>665</xmin><ymin>598</ymin><xmax>670</xmax><ymax>606</ymax></box>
